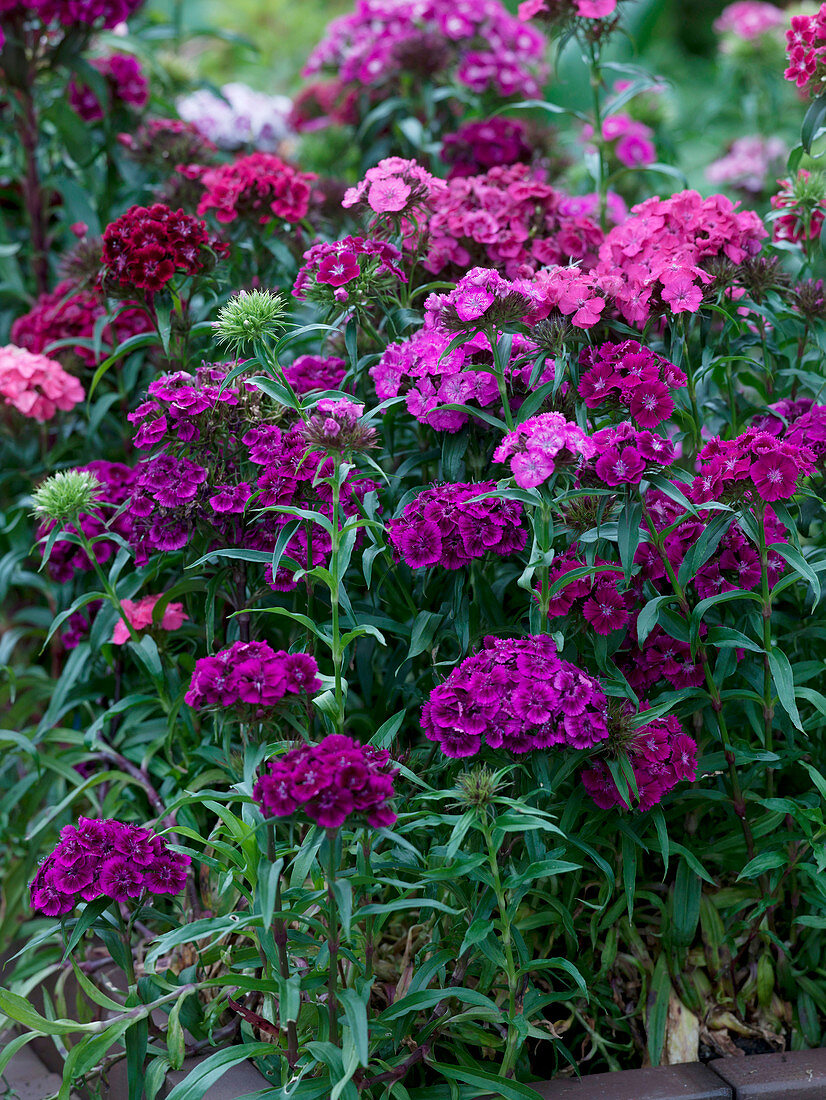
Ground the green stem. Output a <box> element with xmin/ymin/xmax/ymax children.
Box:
<box><xmin>586</xmin><ymin>40</ymin><xmax>608</xmax><ymax>233</ymax></box>
<box><xmin>755</xmin><ymin>502</ymin><xmax>775</xmax><ymax>797</ymax></box>
<box><xmin>325</xmin><ymin>829</ymin><xmax>340</xmax><ymax>1046</ymax></box>
<box><xmin>330</xmin><ymin>467</ymin><xmax>345</xmax><ymax>736</ymax></box>
<box><xmin>489</xmin><ymin>328</ymin><xmax>515</xmax><ymax>431</ymax></box>
<box><xmin>268</xmin><ymin>823</ymin><xmax>299</xmax><ymax>1068</ymax></box>
<box><xmin>480</xmin><ymin>818</ymin><xmax>520</xmax><ymax>1078</ymax></box>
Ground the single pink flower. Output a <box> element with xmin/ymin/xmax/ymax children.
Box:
<box><xmin>112</xmin><ymin>594</ymin><xmax>188</xmax><ymax>645</ymax></box>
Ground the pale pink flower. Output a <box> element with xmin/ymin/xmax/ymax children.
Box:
<box><xmin>112</xmin><ymin>594</ymin><xmax>188</xmax><ymax>645</ymax></box>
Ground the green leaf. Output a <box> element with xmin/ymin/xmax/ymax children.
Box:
<box><xmin>737</xmin><ymin>850</ymin><xmax>786</xmax><ymax>880</ymax></box>
<box><xmin>768</xmin><ymin>648</ymin><xmax>803</xmax><ymax>731</ymax></box>
<box><xmin>430</xmin><ymin>1061</ymin><xmax>546</xmax><ymax>1099</ymax></box>
<box><xmin>339</xmin><ymin>987</ymin><xmax>370</xmax><ymax>1067</ymax></box>
<box><xmin>164</xmin><ymin>1044</ymin><xmax>276</xmax><ymax>1100</ymax></box>
<box><xmin>646</xmin><ymin>954</ymin><xmax>671</xmax><ymax>1066</ymax></box>
<box><xmin>802</xmin><ymin>94</ymin><xmax>826</xmax><ymax>153</ymax></box>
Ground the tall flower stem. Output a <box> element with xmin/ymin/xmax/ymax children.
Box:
<box><xmin>325</xmin><ymin>828</ymin><xmax>340</xmax><ymax>1046</ymax></box>
<box><xmin>639</xmin><ymin>495</ymin><xmax>756</xmax><ymax>860</ymax></box>
<box><xmin>267</xmin><ymin>823</ymin><xmax>299</xmax><ymax>1068</ymax></box>
<box><xmin>489</xmin><ymin>329</ymin><xmax>515</xmax><ymax>431</ymax></box>
<box><xmin>15</xmin><ymin>82</ymin><xmax>50</xmax><ymax>296</ymax></box>
<box><xmin>585</xmin><ymin>39</ymin><xmax>608</xmax><ymax>233</ymax></box>
<box><xmin>480</xmin><ymin>817</ymin><xmax>520</xmax><ymax>1078</ymax></box>
<box><xmin>755</xmin><ymin>502</ymin><xmax>775</xmax><ymax>797</ymax></box>
<box><xmin>329</xmin><ymin>463</ymin><xmax>347</xmax><ymax>736</ymax></box>
<box><xmin>534</xmin><ymin>498</ymin><xmax>555</xmax><ymax>634</ymax></box>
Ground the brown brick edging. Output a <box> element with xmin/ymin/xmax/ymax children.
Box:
<box><xmin>529</xmin><ymin>1050</ymin><xmax>826</xmax><ymax>1099</ymax></box>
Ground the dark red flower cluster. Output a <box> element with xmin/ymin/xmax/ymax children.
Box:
<box><xmin>580</xmin><ymin>713</ymin><xmax>697</xmax><ymax>811</ymax></box>
<box><xmin>388</xmin><ymin>482</ymin><xmax>526</xmax><ymax>569</ymax></box>
<box><xmin>578</xmin><ymin>340</ymin><xmax>687</xmax><ymax>428</ymax></box>
<box><xmin>191</xmin><ymin>153</ymin><xmax>316</xmax><ymax>225</ymax></box>
<box><xmin>421</xmin><ymin>634</ymin><xmax>609</xmax><ymax>758</ymax></box>
<box><xmin>69</xmin><ymin>54</ymin><xmax>148</xmax><ymax>122</ymax></box>
<box><xmin>100</xmin><ymin>203</ymin><xmax>228</xmax><ymax>293</ymax></box>
<box><xmin>30</xmin><ymin>817</ymin><xmax>189</xmax><ymax>917</ymax></box>
<box><xmin>11</xmin><ymin>279</ymin><xmax>150</xmax><ymax>369</ymax></box>
<box><xmin>40</xmin><ymin>460</ymin><xmax>137</xmax><ymax>583</ymax></box>
<box><xmin>254</xmin><ymin>734</ymin><xmax>398</xmax><ymax>829</ymax></box>
<box><xmin>185</xmin><ymin>641</ymin><xmax>320</xmax><ymax>711</ymax></box>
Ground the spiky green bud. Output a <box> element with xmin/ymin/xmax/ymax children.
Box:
<box><xmin>31</xmin><ymin>470</ymin><xmax>102</xmax><ymax>525</ymax></box>
<box><xmin>214</xmin><ymin>289</ymin><xmax>286</xmax><ymax>354</ymax></box>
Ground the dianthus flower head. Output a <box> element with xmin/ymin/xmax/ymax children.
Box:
<box><xmin>191</xmin><ymin>153</ymin><xmax>316</xmax><ymax>225</ymax></box>
<box><xmin>111</xmin><ymin>594</ymin><xmax>188</xmax><ymax>645</ymax></box>
<box><xmin>580</xmin><ymin>704</ymin><xmax>695</xmax><ymax>811</ymax></box>
<box><xmin>388</xmin><ymin>481</ymin><xmax>525</xmax><ymax>569</ymax></box>
<box><xmin>441</xmin><ymin>117</ymin><xmax>534</xmax><ymax>179</ymax></box>
<box><xmin>705</xmin><ymin>136</ymin><xmax>786</xmax><ymax>197</ymax></box>
<box><xmin>300</xmin><ymin>397</ymin><xmax>377</xmax><ymax>455</ymax></box>
<box><xmin>0</xmin><ymin>345</ymin><xmax>84</xmax><ymax>422</ymax></box>
<box><xmin>770</xmin><ymin>170</ymin><xmax>826</xmax><ymax>245</ymax></box>
<box><xmin>292</xmin><ymin>235</ymin><xmax>407</xmax><ymax>308</ymax></box>
<box><xmin>254</xmin><ymin>734</ymin><xmax>398</xmax><ymax>829</ymax></box>
<box><xmin>697</xmin><ymin>427</ymin><xmax>815</xmax><ymax>502</ymax></box>
<box><xmin>494</xmin><ymin>413</ymin><xmax>595</xmax><ymax>489</ymax></box>
<box><xmin>185</xmin><ymin>641</ymin><xmax>321</xmax><ymax>713</ymax></box>
<box><xmin>69</xmin><ymin>53</ymin><xmax>149</xmax><ymax>122</ymax></box>
<box><xmin>100</xmin><ymin>203</ymin><xmax>228</xmax><ymax>295</ymax></box>
<box><xmin>283</xmin><ymin>354</ymin><xmax>347</xmax><ymax>395</ymax></box>
<box><xmin>421</xmin><ymin>634</ymin><xmax>609</xmax><ymax>758</ymax></box>
<box><xmin>783</xmin><ymin>4</ymin><xmax>826</xmax><ymax>96</ymax></box>
<box><xmin>426</xmin><ymin>267</ymin><xmax>535</xmax><ymax>332</ymax></box>
<box><xmin>29</xmin><ymin>817</ymin><xmax>189</xmax><ymax>916</ymax></box>
<box><xmin>578</xmin><ymin>340</ymin><xmax>686</xmax><ymax>427</ymax></box>
<box><xmin>590</xmin><ymin>421</ymin><xmax>675</xmax><ymax>487</ymax></box>
<box><xmin>214</xmin><ymin>289</ymin><xmax>286</xmax><ymax>354</ymax></box>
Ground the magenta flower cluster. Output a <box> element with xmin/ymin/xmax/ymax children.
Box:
<box><xmin>69</xmin><ymin>54</ymin><xmax>149</xmax><ymax>122</ymax></box>
<box><xmin>421</xmin><ymin>634</ymin><xmax>610</xmax><ymax>758</ymax></box>
<box><xmin>581</xmin><ymin>713</ymin><xmax>697</xmax><ymax>812</ymax></box>
<box><xmin>579</xmin><ymin>340</ymin><xmax>687</xmax><ymax>428</ymax></box>
<box><xmin>424</xmin><ymin>266</ymin><xmax>533</xmax><ymax>327</ymax></box>
<box><xmin>303</xmin><ymin>0</ymin><xmax>547</xmax><ymax>101</ymax></box>
<box><xmin>696</xmin><ymin>427</ymin><xmax>816</xmax><ymax>502</ymax></box>
<box><xmin>494</xmin><ymin>413</ymin><xmax>595</xmax><ymax>490</ymax></box>
<box><xmin>373</xmin><ymin>324</ymin><xmax>546</xmax><ymax>434</ymax></box>
<box><xmin>784</xmin><ymin>3</ymin><xmax>826</xmax><ymax>95</ymax></box>
<box><xmin>254</xmin><ymin>734</ymin><xmax>398</xmax><ymax>829</ymax></box>
<box><xmin>388</xmin><ymin>482</ymin><xmax>526</xmax><ymax>569</ymax></box>
<box><xmin>185</xmin><ymin>641</ymin><xmax>320</xmax><ymax>711</ymax></box>
<box><xmin>0</xmin><ymin>0</ymin><xmax>143</xmax><ymax>29</ymax></box>
<box><xmin>30</xmin><ymin>818</ymin><xmax>189</xmax><ymax>917</ymax></box>
<box><xmin>441</xmin><ymin>117</ymin><xmax>533</xmax><ymax>179</ymax></box>
<box><xmin>756</xmin><ymin>397</ymin><xmax>826</xmax><ymax>460</ymax></box>
<box><xmin>582</xmin><ymin>113</ymin><xmax>656</xmax><ymax>169</ymax></box>
<box><xmin>590</xmin><ymin>422</ymin><xmax>676</xmax><ymax>487</ymax></box>
<box><xmin>596</xmin><ymin>189</ymin><xmax>767</xmax><ymax>324</ymax></box>
<box><xmin>283</xmin><ymin>354</ymin><xmax>347</xmax><ymax>395</ymax></box>
<box><xmin>413</xmin><ymin>163</ymin><xmax>603</xmax><ymax>279</ymax></box>
<box><xmin>41</xmin><ymin>460</ymin><xmax>136</xmax><ymax>584</ymax></box>
<box><xmin>293</xmin><ymin>235</ymin><xmax>407</xmax><ymax>308</ymax></box>
<box><xmin>542</xmin><ymin>554</ymin><xmax>632</xmax><ymax>636</ymax></box>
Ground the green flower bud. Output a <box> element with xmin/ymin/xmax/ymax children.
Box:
<box><xmin>214</xmin><ymin>289</ymin><xmax>286</xmax><ymax>354</ymax></box>
<box><xmin>31</xmin><ymin>470</ymin><xmax>102</xmax><ymax>526</ymax></box>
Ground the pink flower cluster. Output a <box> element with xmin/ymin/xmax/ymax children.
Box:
<box><xmin>770</xmin><ymin>172</ymin><xmax>826</xmax><ymax>244</ymax></box>
<box><xmin>518</xmin><ymin>0</ymin><xmax>618</xmax><ymax>23</ymax></box>
<box><xmin>494</xmin><ymin>413</ymin><xmax>595</xmax><ymax>489</ymax></box>
<box><xmin>254</xmin><ymin>734</ymin><xmax>397</xmax><ymax>829</ymax></box>
<box><xmin>69</xmin><ymin>54</ymin><xmax>149</xmax><ymax>122</ymax></box>
<box><xmin>185</xmin><ymin>641</ymin><xmax>320</xmax><ymax>711</ymax></box>
<box><xmin>111</xmin><ymin>594</ymin><xmax>188</xmax><ymax>645</ymax></box>
<box><xmin>388</xmin><ymin>482</ymin><xmax>525</xmax><ymax>569</ymax></box>
<box><xmin>578</xmin><ymin>341</ymin><xmax>686</xmax><ymax>427</ymax></box>
<box><xmin>441</xmin><ymin>117</ymin><xmax>533</xmax><ymax>179</ymax></box>
<box><xmin>303</xmin><ymin>0</ymin><xmax>547</xmax><ymax>101</ymax></box>
<box><xmin>596</xmin><ymin>190</ymin><xmax>767</xmax><ymax>324</ymax></box>
<box><xmin>706</xmin><ymin>136</ymin><xmax>786</xmax><ymax>196</ymax></box>
<box><xmin>529</xmin><ymin>264</ymin><xmax>617</xmax><ymax>328</ymax></box>
<box><xmin>372</xmin><ymin>324</ymin><xmax>546</xmax><ymax>433</ymax></box>
<box><xmin>416</xmin><ymin>163</ymin><xmax>603</xmax><ymax>278</ymax></box>
<box><xmin>697</xmin><ymin>428</ymin><xmax>816</xmax><ymax>502</ymax></box>
<box><xmin>590</xmin><ymin>422</ymin><xmax>676</xmax><ymax>487</ymax></box>
<box><xmin>421</xmin><ymin>634</ymin><xmax>609</xmax><ymax>758</ymax></box>
<box><xmin>580</xmin><ymin>713</ymin><xmax>696</xmax><ymax>812</ymax></box>
<box><xmin>342</xmin><ymin>157</ymin><xmax>446</xmax><ymax>221</ymax></box>
<box><xmin>0</xmin><ymin>345</ymin><xmax>83</xmax><ymax>422</ymax></box>
<box><xmin>582</xmin><ymin>114</ymin><xmax>656</xmax><ymax>169</ymax></box>
<box><xmin>715</xmin><ymin>0</ymin><xmax>785</xmax><ymax>43</ymax></box>
<box><xmin>41</xmin><ymin>461</ymin><xmax>136</xmax><ymax>584</ymax></box>
<box><xmin>30</xmin><ymin>818</ymin><xmax>189</xmax><ymax>917</ymax></box>
<box><xmin>101</xmin><ymin>203</ymin><xmax>228</xmax><ymax>293</ymax></box>
<box><xmin>424</xmin><ymin>266</ymin><xmax>533</xmax><ymax>327</ymax></box>
<box><xmin>191</xmin><ymin>153</ymin><xmax>316</xmax><ymax>226</ymax></box>
<box><xmin>283</xmin><ymin>354</ymin><xmax>347</xmax><ymax>395</ymax></box>
<box><xmin>292</xmin><ymin>235</ymin><xmax>407</xmax><ymax>307</ymax></box>
<box><xmin>784</xmin><ymin>4</ymin><xmax>826</xmax><ymax>95</ymax></box>
<box><xmin>11</xmin><ymin>280</ymin><xmax>151</xmax><ymax>369</ymax></box>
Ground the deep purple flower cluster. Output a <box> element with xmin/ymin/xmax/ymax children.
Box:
<box><xmin>283</xmin><ymin>354</ymin><xmax>347</xmax><ymax>395</ymax></box>
<box><xmin>388</xmin><ymin>482</ymin><xmax>526</xmax><ymax>569</ymax></box>
<box><xmin>254</xmin><ymin>734</ymin><xmax>398</xmax><ymax>829</ymax></box>
<box><xmin>372</xmin><ymin>324</ymin><xmax>547</xmax><ymax>433</ymax></box>
<box><xmin>541</xmin><ymin>553</ymin><xmax>632</xmax><ymax>635</ymax></box>
<box><xmin>421</xmin><ymin>634</ymin><xmax>609</xmax><ymax>758</ymax></box>
<box><xmin>590</xmin><ymin>422</ymin><xmax>676</xmax><ymax>487</ymax></box>
<box><xmin>580</xmin><ymin>714</ymin><xmax>697</xmax><ymax>811</ymax></box>
<box><xmin>755</xmin><ymin>397</ymin><xmax>826</xmax><ymax>460</ymax></box>
<box><xmin>292</xmin><ymin>235</ymin><xmax>407</xmax><ymax>309</ymax></box>
<box><xmin>41</xmin><ymin>461</ymin><xmax>136</xmax><ymax>583</ymax></box>
<box><xmin>696</xmin><ymin>427</ymin><xmax>816</xmax><ymax>502</ymax></box>
<box><xmin>441</xmin><ymin>117</ymin><xmax>534</xmax><ymax>179</ymax></box>
<box><xmin>0</xmin><ymin>0</ymin><xmax>143</xmax><ymax>29</ymax></box>
<box><xmin>30</xmin><ymin>818</ymin><xmax>189</xmax><ymax>917</ymax></box>
<box><xmin>127</xmin><ymin>366</ymin><xmax>376</xmax><ymax>588</ymax></box>
<box><xmin>303</xmin><ymin>0</ymin><xmax>547</xmax><ymax>102</ymax></box>
<box><xmin>578</xmin><ymin>341</ymin><xmax>687</xmax><ymax>428</ymax></box>
<box><xmin>185</xmin><ymin>641</ymin><xmax>320</xmax><ymax>711</ymax></box>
